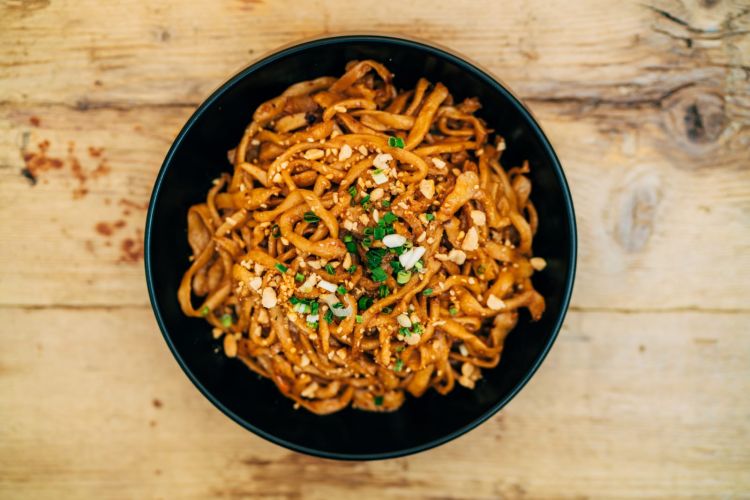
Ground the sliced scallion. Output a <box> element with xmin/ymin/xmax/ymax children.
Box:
<box><xmin>220</xmin><ymin>314</ymin><xmax>232</xmax><ymax>327</ymax></box>
<box><xmin>303</xmin><ymin>211</ymin><xmax>320</xmax><ymax>223</ymax></box>
<box><xmin>388</xmin><ymin>136</ymin><xmax>405</xmax><ymax>148</ymax></box>
<box><xmin>358</xmin><ymin>296</ymin><xmax>373</xmax><ymax>310</ymax></box>
<box><xmin>371</xmin><ymin>267</ymin><xmax>388</xmax><ymax>282</ymax></box>
<box><xmin>396</xmin><ymin>270</ymin><xmax>412</xmax><ymax>285</ymax></box>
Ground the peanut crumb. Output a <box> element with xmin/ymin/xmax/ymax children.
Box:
<box><xmin>338</xmin><ymin>144</ymin><xmax>353</xmax><ymax>161</ymax></box>
<box><xmin>530</xmin><ymin>257</ymin><xmax>547</xmax><ymax>271</ymax></box>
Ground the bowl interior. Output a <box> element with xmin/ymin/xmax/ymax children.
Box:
<box><xmin>146</xmin><ymin>36</ymin><xmax>575</xmax><ymax>459</ymax></box>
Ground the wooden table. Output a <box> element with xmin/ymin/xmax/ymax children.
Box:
<box><xmin>1</xmin><ymin>0</ymin><xmax>748</xmax><ymax>498</ymax></box>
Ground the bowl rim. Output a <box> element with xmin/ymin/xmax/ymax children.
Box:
<box><xmin>144</xmin><ymin>33</ymin><xmax>577</xmax><ymax>461</ymax></box>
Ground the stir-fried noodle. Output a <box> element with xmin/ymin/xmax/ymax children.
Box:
<box><xmin>179</xmin><ymin>61</ymin><xmax>546</xmax><ymax>414</ymax></box>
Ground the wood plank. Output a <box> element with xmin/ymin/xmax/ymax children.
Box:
<box><xmin>0</xmin><ymin>307</ymin><xmax>747</xmax><ymax>498</ymax></box>
<box><xmin>0</xmin><ymin>0</ymin><xmax>747</xmax><ymax>107</ymax></box>
<box><xmin>0</xmin><ymin>104</ymin><xmax>188</xmax><ymax>306</ymax></box>
<box><xmin>1</xmin><ymin>103</ymin><xmax>748</xmax><ymax>309</ymax></box>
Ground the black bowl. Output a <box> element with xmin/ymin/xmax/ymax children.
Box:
<box><xmin>145</xmin><ymin>35</ymin><xmax>576</xmax><ymax>460</ymax></box>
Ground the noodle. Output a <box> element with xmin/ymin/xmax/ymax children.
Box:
<box><xmin>178</xmin><ymin>61</ymin><xmax>546</xmax><ymax>414</ymax></box>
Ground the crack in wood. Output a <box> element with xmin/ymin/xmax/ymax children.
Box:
<box><xmin>526</xmin><ymin>81</ymin><xmax>698</xmax><ymax>110</ymax></box>
<box><xmin>1</xmin><ymin>303</ymin><xmax>747</xmax><ymax>314</ymax></box>
<box><xmin>0</xmin><ymin>99</ymin><xmax>200</xmax><ymax>112</ymax></box>
<box><xmin>646</xmin><ymin>4</ymin><xmax>693</xmax><ymax>29</ymax></box>
<box><xmin>2</xmin><ymin>79</ymin><xmax>734</xmax><ymax>114</ymax></box>
<box><xmin>645</xmin><ymin>3</ymin><xmax>750</xmax><ymax>39</ymax></box>
<box><xmin>567</xmin><ymin>306</ymin><xmax>750</xmax><ymax>315</ymax></box>
<box><xmin>0</xmin><ymin>303</ymin><xmax>152</xmax><ymax>310</ymax></box>
<box><xmin>72</xmin><ymin>99</ymin><xmax>200</xmax><ymax>112</ymax></box>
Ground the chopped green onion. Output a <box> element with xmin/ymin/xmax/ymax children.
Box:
<box><xmin>358</xmin><ymin>296</ymin><xmax>373</xmax><ymax>310</ymax></box>
<box><xmin>394</xmin><ymin>359</ymin><xmax>404</xmax><ymax>371</ymax></box>
<box><xmin>382</xmin><ymin>306</ymin><xmax>393</xmax><ymax>313</ymax></box>
<box><xmin>295</xmin><ymin>273</ymin><xmax>305</xmax><ymax>282</ymax></box>
<box><xmin>363</xmin><ymin>227</ymin><xmax>374</xmax><ymax>236</ymax></box>
<box><xmin>303</xmin><ymin>211</ymin><xmax>320</xmax><ymax>223</ymax></box>
<box><xmin>325</xmin><ymin>263</ymin><xmax>335</xmax><ymax>275</ymax></box>
<box><xmin>392</xmin><ymin>245</ymin><xmax>405</xmax><ymax>256</ymax></box>
<box><xmin>388</xmin><ymin>136</ymin><xmax>405</xmax><ymax>148</ymax></box>
<box><xmin>374</xmin><ymin>395</ymin><xmax>384</xmax><ymax>406</ymax></box>
<box><xmin>422</xmin><ymin>288</ymin><xmax>433</xmax><ymax>296</ymax></box>
<box><xmin>361</xmin><ymin>236</ymin><xmax>372</xmax><ymax>248</ymax></box>
<box><xmin>390</xmin><ymin>260</ymin><xmax>402</xmax><ymax>272</ymax></box>
<box><xmin>449</xmin><ymin>306</ymin><xmax>458</xmax><ymax>316</ymax></box>
<box><xmin>412</xmin><ymin>323</ymin><xmax>423</xmax><ymax>334</ymax></box>
<box><xmin>395</xmin><ymin>345</ymin><xmax>405</xmax><ymax>353</ymax></box>
<box><xmin>275</xmin><ymin>263</ymin><xmax>288</xmax><ymax>273</ymax></box>
<box><xmin>311</xmin><ymin>302</ymin><xmax>319</xmax><ymax>315</ymax></box>
<box><xmin>355</xmin><ymin>314</ymin><xmax>363</xmax><ymax>324</ymax></box>
<box><xmin>306</xmin><ymin>321</ymin><xmax>318</xmax><ymax>329</ymax></box>
<box><xmin>324</xmin><ymin>309</ymin><xmax>334</xmax><ymax>323</ymax></box>
<box><xmin>271</xmin><ymin>224</ymin><xmax>280</xmax><ymax>237</ymax></box>
<box><xmin>337</xmin><ymin>285</ymin><xmax>347</xmax><ymax>295</ymax></box>
<box><xmin>346</xmin><ymin>241</ymin><xmax>358</xmax><ymax>253</ymax></box>
<box><xmin>289</xmin><ymin>296</ymin><xmax>301</xmax><ymax>305</ymax></box>
<box><xmin>365</xmin><ymin>247</ymin><xmax>386</xmax><ymax>269</ymax></box>
<box><xmin>371</xmin><ymin>267</ymin><xmax>388</xmax><ymax>282</ymax></box>
<box><xmin>348</xmin><ymin>264</ymin><xmax>357</xmax><ymax>274</ymax></box>
<box><xmin>348</xmin><ymin>185</ymin><xmax>357</xmax><ymax>198</ymax></box>
<box><xmin>220</xmin><ymin>314</ymin><xmax>232</xmax><ymax>327</ymax></box>
<box><xmin>373</xmin><ymin>168</ymin><xmax>383</xmax><ymax>175</ymax></box>
<box><xmin>378</xmin><ymin>285</ymin><xmax>390</xmax><ymax>298</ymax></box>
<box><xmin>381</xmin><ymin>199</ymin><xmax>391</xmax><ymax>208</ymax></box>
<box><xmin>373</xmin><ymin>226</ymin><xmax>386</xmax><ymax>240</ymax></box>
<box><xmin>383</xmin><ymin>212</ymin><xmax>398</xmax><ymax>224</ymax></box>
<box><xmin>200</xmin><ymin>306</ymin><xmax>210</xmax><ymax>316</ymax></box>
<box><xmin>396</xmin><ymin>270</ymin><xmax>412</xmax><ymax>285</ymax></box>
<box><xmin>332</xmin><ymin>302</ymin><xmax>344</xmax><ymax>309</ymax></box>
<box><xmin>399</xmin><ymin>327</ymin><xmax>410</xmax><ymax>336</ymax></box>
<box><xmin>360</xmin><ymin>194</ymin><xmax>370</xmax><ymax>206</ymax></box>
<box><xmin>414</xmin><ymin>259</ymin><xmax>424</xmax><ymax>271</ymax></box>
<box><xmin>425</xmin><ymin>213</ymin><xmax>435</xmax><ymax>221</ymax></box>
<box><xmin>343</xmin><ymin>234</ymin><xmax>353</xmax><ymax>243</ymax></box>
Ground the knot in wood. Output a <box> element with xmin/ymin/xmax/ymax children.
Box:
<box><xmin>664</xmin><ymin>87</ymin><xmax>727</xmax><ymax>149</ymax></box>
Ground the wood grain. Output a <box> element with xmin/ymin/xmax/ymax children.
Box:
<box><xmin>1</xmin><ymin>307</ymin><xmax>748</xmax><ymax>499</ymax></box>
<box><xmin>1</xmin><ymin>101</ymin><xmax>748</xmax><ymax>310</ymax></box>
<box><xmin>1</xmin><ymin>0</ymin><xmax>748</xmax><ymax>107</ymax></box>
<box><xmin>1</xmin><ymin>0</ymin><xmax>749</xmax><ymax>497</ymax></box>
